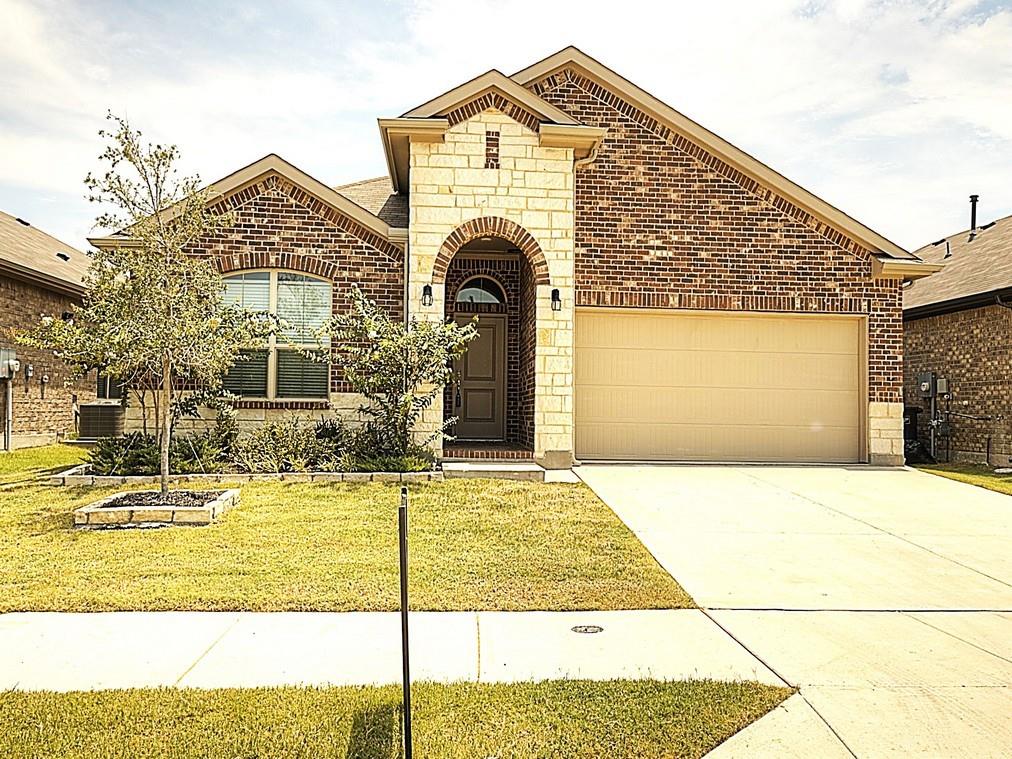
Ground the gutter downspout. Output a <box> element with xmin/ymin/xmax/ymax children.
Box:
<box><xmin>3</xmin><ymin>378</ymin><xmax>11</xmax><ymax>452</ymax></box>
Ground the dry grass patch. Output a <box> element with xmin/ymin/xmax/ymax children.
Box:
<box><xmin>0</xmin><ymin>680</ymin><xmax>791</xmax><ymax>759</ymax></box>
<box><xmin>917</xmin><ymin>463</ymin><xmax>1012</xmax><ymax>498</ymax></box>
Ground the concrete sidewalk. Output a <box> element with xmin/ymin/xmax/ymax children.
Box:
<box><xmin>0</xmin><ymin>609</ymin><xmax>783</xmax><ymax>692</ymax></box>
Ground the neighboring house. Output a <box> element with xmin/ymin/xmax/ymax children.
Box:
<box><xmin>903</xmin><ymin>205</ymin><xmax>1012</xmax><ymax>465</ymax></box>
<box><xmin>0</xmin><ymin>211</ymin><xmax>96</xmax><ymax>450</ymax></box>
<box><xmin>90</xmin><ymin>46</ymin><xmax>939</xmax><ymax>467</ymax></box>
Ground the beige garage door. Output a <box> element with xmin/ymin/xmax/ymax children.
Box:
<box><xmin>575</xmin><ymin>309</ymin><xmax>864</xmax><ymax>462</ymax></box>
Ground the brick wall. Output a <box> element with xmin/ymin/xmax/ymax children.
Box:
<box><xmin>529</xmin><ymin>68</ymin><xmax>905</xmax><ymax>405</ymax></box>
<box><xmin>904</xmin><ymin>305</ymin><xmax>1012</xmax><ymax>464</ymax></box>
<box><xmin>188</xmin><ymin>173</ymin><xmax>404</xmax><ymax>394</ymax></box>
<box><xmin>0</xmin><ymin>274</ymin><xmax>95</xmax><ymax>448</ymax></box>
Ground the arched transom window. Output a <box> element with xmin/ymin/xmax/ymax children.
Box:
<box><xmin>222</xmin><ymin>271</ymin><xmax>331</xmax><ymax>400</ymax></box>
<box><xmin>456</xmin><ymin>276</ymin><xmax>506</xmax><ymax>305</ymax></box>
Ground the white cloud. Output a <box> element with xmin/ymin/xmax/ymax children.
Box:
<box><xmin>1</xmin><ymin>0</ymin><xmax>1010</xmax><ymax>250</ymax></box>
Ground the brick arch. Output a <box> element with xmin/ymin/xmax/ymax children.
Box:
<box><xmin>212</xmin><ymin>251</ymin><xmax>340</xmax><ymax>281</ymax></box>
<box><xmin>432</xmin><ymin>217</ymin><xmax>551</xmax><ymax>285</ymax></box>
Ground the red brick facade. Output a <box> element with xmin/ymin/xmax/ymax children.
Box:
<box><xmin>904</xmin><ymin>305</ymin><xmax>1012</xmax><ymax>464</ymax></box>
<box><xmin>529</xmin><ymin>68</ymin><xmax>905</xmax><ymax>403</ymax></box>
<box><xmin>0</xmin><ymin>274</ymin><xmax>95</xmax><ymax>446</ymax></box>
<box><xmin>187</xmin><ymin>173</ymin><xmax>404</xmax><ymax>393</ymax></box>
<box><xmin>432</xmin><ymin>216</ymin><xmax>551</xmax><ymax>286</ymax></box>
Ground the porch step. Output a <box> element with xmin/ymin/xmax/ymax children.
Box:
<box><xmin>441</xmin><ymin>462</ymin><xmax>545</xmax><ymax>482</ymax></box>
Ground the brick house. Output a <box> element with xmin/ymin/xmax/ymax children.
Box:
<box><xmin>0</xmin><ymin>211</ymin><xmax>96</xmax><ymax>450</ymax></box>
<box><xmin>90</xmin><ymin>47</ymin><xmax>939</xmax><ymax>467</ymax></box>
<box><xmin>903</xmin><ymin>208</ymin><xmax>1012</xmax><ymax>465</ymax></box>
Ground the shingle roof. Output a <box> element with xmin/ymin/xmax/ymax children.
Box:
<box><xmin>334</xmin><ymin>177</ymin><xmax>408</xmax><ymax>228</ymax></box>
<box><xmin>0</xmin><ymin>211</ymin><xmax>90</xmax><ymax>293</ymax></box>
<box><xmin>904</xmin><ymin>213</ymin><xmax>1012</xmax><ymax>312</ymax></box>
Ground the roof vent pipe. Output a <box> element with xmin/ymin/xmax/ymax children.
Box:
<box><xmin>969</xmin><ymin>194</ymin><xmax>979</xmax><ymax>241</ymax></box>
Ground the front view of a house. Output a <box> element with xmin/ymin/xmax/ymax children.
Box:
<box><xmin>92</xmin><ymin>47</ymin><xmax>938</xmax><ymax>468</ymax></box>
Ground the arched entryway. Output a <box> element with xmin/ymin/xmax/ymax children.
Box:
<box><xmin>441</xmin><ymin>234</ymin><xmax>541</xmax><ymax>455</ymax></box>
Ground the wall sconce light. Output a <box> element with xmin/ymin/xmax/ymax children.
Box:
<box><xmin>551</xmin><ymin>288</ymin><xmax>562</xmax><ymax>312</ymax></box>
<box><xmin>422</xmin><ymin>284</ymin><xmax>433</xmax><ymax>307</ymax></box>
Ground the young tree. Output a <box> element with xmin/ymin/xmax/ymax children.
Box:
<box><xmin>19</xmin><ymin>113</ymin><xmax>268</xmax><ymax>495</ymax></box>
<box><xmin>324</xmin><ymin>287</ymin><xmax>476</xmax><ymax>454</ymax></box>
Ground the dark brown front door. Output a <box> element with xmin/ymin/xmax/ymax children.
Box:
<box><xmin>452</xmin><ymin>314</ymin><xmax>506</xmax><ymax>440</ymax></box>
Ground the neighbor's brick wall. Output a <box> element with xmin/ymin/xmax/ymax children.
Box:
<box><xmin>529</xmin><ymin>68</ymin><xmax>905</xmax><ymax>408</ymax></box>
<box><xmin>904</xmin><ymin>305</ymin><xmax>1012</xmax><ymax>464</ymax></box>
<box><xmin>0</xmin><ymin>274</ymin><xmax>95</xmax><ymax>448</ymax></box>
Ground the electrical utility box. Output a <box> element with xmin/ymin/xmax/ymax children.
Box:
<box><xmin>0</xmin><ymin>348</ymin><xmax>18</xmax><ymax>379</ymax></box>
<box><xmin>918</xmin><ymin>372</ymin><xmax>936</xmax><ymax>398</ymax></box>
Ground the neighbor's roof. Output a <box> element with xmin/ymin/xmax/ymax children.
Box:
<box><xmin>904</xmin><ymin>213</ymin><xmax>1012</xmax><ymax>314</ymax></box>
<box><xmin>334</xmin><ymin>177</ymin><xmax>408</xmax><ymax>228</ymax></box>
<box><xmin>0</xmin><ymin>210</ymin><xmax>90</xmax><ymax>295</ymax></box>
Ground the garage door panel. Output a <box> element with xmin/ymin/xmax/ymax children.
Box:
<box><xmin>575</xmin><ymin>310</ymin><xmax>863</xmax><ymax>462</ymax></box>
<box><xmin>577</xmin><ymin>349</ymin><xmax>858</xmax><ymax>391</ymax></box>
<box><xmin>578</xmin><ymin>386</ymin><xmax>861</xmax><ymax>427</ymax></box>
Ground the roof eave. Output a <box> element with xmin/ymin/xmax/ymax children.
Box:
<box><xmin>904</xmin><ymin>286</ymin><xmax>1012</xmax><ymax>321</ymax></box>
<box><xmin>0</xmin><ymin>258</ymin><xmax>85</xmax><ymax>297</ymax></box>
<box><xmin>378</xmin><ymin>118</ymin><xmax>450</xmax><ymax>194</ymax></box>
<box><xmin>872</xmin><ymin>257</ymin><xmax>944</xmax><ymax>281</ymax></box>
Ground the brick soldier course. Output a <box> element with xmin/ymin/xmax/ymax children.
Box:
<box><xmin>90</xmin><ymin>47</ymin><xmax>940</xmax><ymax>467</ymax></box>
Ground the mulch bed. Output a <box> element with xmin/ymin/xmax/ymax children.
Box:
<box><xmin>99</xmin><ymin>491</ymin><xmax>224</xmax><ymax>509</ymax></box>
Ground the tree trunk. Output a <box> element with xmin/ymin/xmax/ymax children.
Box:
<box><xmin>159</xmin><ymin>357</ymin><xmax>172</xmax><ymax>496</ymax></box>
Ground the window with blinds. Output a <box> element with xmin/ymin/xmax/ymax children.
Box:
<box><xmin>222</xmin><ymin>271</ymin><xmax>331</xmax><ymax>400</ymax></box>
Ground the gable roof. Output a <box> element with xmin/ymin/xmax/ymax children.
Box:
<box><xmin>512</xmin><ymin>46</ymin><xmax>921</xmax><ymax>263</ymax></box>
<box><xmin>402</xmin><ymin>69</ymin><xmax>581</xmax><ymax>125</ymax></box>
<box><xmin>89</xmin><ymin>154</ymin><xmax>405</xmax><ymax>250</ymax></box>
<box><xmin>334</xmin><ymin>177</ymin><xmax>408</xmax><ymax>228</ymax></box>
<box><xmin>904</xmin><ymin>213</ymin><xmax>1012</xmax><ymax>315</ymax></box>
<box><xmin>0</xmin><ymin>210</ymin><xmax>90</xmax><ymax>295</ymax></box>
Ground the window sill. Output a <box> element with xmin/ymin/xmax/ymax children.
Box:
<box><xmin>233</xmin><ymin>399</ymin><xmax>330</xmax><ymax>410</ymax></box>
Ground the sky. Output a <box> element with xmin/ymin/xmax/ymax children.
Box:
<box><xmin>1</xmin><ymin>0</ymin><xmax>1010</xmax><ymax>253</ymax></box>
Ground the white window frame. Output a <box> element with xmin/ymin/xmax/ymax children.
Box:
<box><xmin>223</xmin><ymin>269</ymin><xmax>332</xmax><ymax>402</ymax></box>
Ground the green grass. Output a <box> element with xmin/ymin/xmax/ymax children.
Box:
<box><xmin>917</xmin><ymin>462</ymin><xmax>1012</xmax><ymax>497</ymax></box>
<box><xmin>0</xmin><ymin>680</ymin><xmax>792</xmax><ymax>759</ymax></box>
<box><xmin>1</xmin><ymin>456</ymin><xmax>691</xmax><ymax>612</ymax></box>
<box><xmin>0</xmin><ymin>443</ymin><xmax>85</xmax><ymax>485</ymax></box>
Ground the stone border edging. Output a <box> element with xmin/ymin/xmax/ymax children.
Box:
<box><xmin>48</xmin><ymin>464</ymin><xmax>443</xmax><ymax>487</ymax></box>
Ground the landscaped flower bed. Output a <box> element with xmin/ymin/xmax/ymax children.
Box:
<box><xmin>73</xmin><ymin>488</ymin><xmax>240</xmax><ymax>528</ymax></box>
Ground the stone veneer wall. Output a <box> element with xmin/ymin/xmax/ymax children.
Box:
<box><xmin>904</xmin><ymin>304</ymin><xmax>1012</xmax><ymax>465</ymax></box>
<box><xmin>408</xmin><ymin>110</ymin><xmax>575</xmax><ymax>465</ymax></box>
<box><xmin>528</xmin><ymin>68</ymin><xmax>906</xmax><ymax>465</ymax></box>
<box><xmin>0</xmin><ymin>274</ymin><xmax>96</xmax><ymax>448</ymax></box>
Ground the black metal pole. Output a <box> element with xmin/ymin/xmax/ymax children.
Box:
<box><xmin>399</xmin><ymin>486</ymin><xmax>413</xmax><ymax>759</ymax></box>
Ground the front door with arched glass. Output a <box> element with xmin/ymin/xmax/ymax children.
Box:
<box><xmin>452</xmin><ymin>277</ymin><xmax>507</xmax><ymax>440</ymax></box>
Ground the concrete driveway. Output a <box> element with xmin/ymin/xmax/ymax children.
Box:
<box><xmin>578</xmin><ymin>465</ymin><xmax>1012</xmax><ymax>757</ymax></box>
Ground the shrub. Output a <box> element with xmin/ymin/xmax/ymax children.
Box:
<box><xmin>341</xmin><ymin>423</ymin><xmax>435</xmax><ymax>473</ymax></box>
<box><xmin>231</xmin><ymin>417</ymin><xmax>345</xmax><ymax>473</ymax></box>
<box><xmin>89</xmin><ymin>431</ymin><xmax>226</xmax><ymax>475</ymax></box>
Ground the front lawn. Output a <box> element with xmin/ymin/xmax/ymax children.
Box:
<box><xmin>1</xmin><ymin>456</ymin><xmax>690</xmax><ymax>612</ymax></box>
<box><xmin>917</xmin><ymin>463</ymin><xmax>1012</xmax><ymax>497</ymax></box>
<box><xmin>0</xmin><ymin>443</ymin><xmax>85</xmax><ymax>485</ymax></box>
<box><xmin>0</xmin><ymin>680</ymin><xmax>791</xmax><ymax>759</ymax></box>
